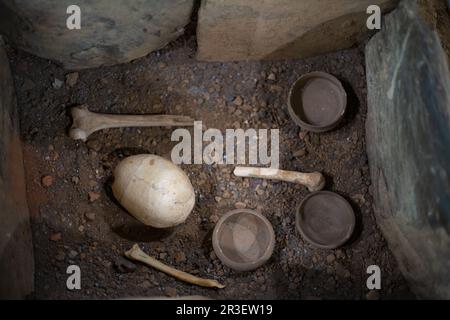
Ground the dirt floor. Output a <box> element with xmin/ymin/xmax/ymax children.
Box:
<box><xmin>7</xmin><ymin>33</ymin><xmax>414</xmax><ymax>300</ymax></box>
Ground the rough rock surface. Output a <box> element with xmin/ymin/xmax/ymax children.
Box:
<box><xmin>0</xmin><ymin>38</ymin><xmax>34</xmax><ymax>299</ymax></box>
<box><xmin>0</xmin><ymin>0</ymin><xmax>194</xmax><ymax>70</ymax></box>
<box><xmin>197</xmin><ymin>0</ymin><xmax>398</xmax><ymax>61</ymax></box>
<box><xmin>366</xmin><ymin>0</ymin><xmax>450</xmax><ymax>299</ymax></box>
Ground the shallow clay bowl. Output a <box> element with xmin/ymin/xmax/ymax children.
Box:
<box><xmin>212</xmin><ymin>209</ymin><xmax>275</xmax><ymax>271</ymax></box>
<box><xmin>288</xmin><ymin>72</ymin><xmax>347</xmax><ymax>132</ymax></box>
<box><xmin>296</xmin><ymin>191</ymin><xmax>355</xmax><ymax>249</ymax></box>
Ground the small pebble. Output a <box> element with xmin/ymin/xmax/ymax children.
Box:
<box><xmin>233</xmin><ymin>96</ymin><xmax>243</xmax><ymax>106</ymax></box>
<box><xmin>68</xmin><ymin>250</ymin><xmax>78</xmax><ymax>259</ymax></box>
<box><xmin>164</xmin><ymin>287</ymin><xmax>177</xmax><ymax>297</ymax></box>
<box><xmin>41</xmin><ymin>175</ymin><xmax>53</xmax><ymax>187</ymax></box>
<box><xmin>299</xmin><ymin>130</ymin><xmax>308</xmax><ymax>140</ymax></box>
<box><xmin>65</xmin><ymin>72</ymin><xmax>79</xmax><ymax>87</ymax></box>
<box><xmin>293</xmin><ymin>148</ymin><xmax>307</xmax><ymax>157</ymax></box>
<box><xmin>50</xmin><ymin>233</ymin><xmax>62</xmax><ymax>241</ymax></box>
<box><xmin>71</xmin><ymin>176</ymin><xmax>80</xmax><ymax>184</ymax></box>
<box><xmin>174</xmin><ymin>251</ymin><xmax>186</xmax><ymax>263</ymax></box>
<box><xmin>256</xmin><ymin>187</ymin><xmax>265</xmax><ymax>196</ymax></box>
<box><xmin>326</xmin><ymin>254</ymin><xmax>336</xmax><ymax>264</ymax></box>
<box><xmin>88</xmin><ymin>192</ymin><xmax>100</xmax><ymax>202</ymax></box>
<box><xmin>159</xmin><ymin>252</ymin><xmax>167</xmax><ymax>259</ymax></box>
<box><xmin>366</xmin><ymin>291</ymin><xmax>380</xmax><ymax>300</ymax></box>
<box><xmin>209</xmin><ymin>214</ymin><xmax>219</xmax><ymax>223</ymax></box>
<box><xmin>86</xmin><ymin>140</ymin><xmax>102</xmax><ymax>152</ymax></box>
<box><xmin>85</xmin><ymin>212</ymin><xmax>96</xmax><ymax>221</ymax></box>
<box><xmin>88</xmin><ymin>180</ymin><xmax>98</xmax><ymax>188</ymax></box>
<box><xmin>52</xmin><ymin>78</ymin><xmax>63</xmax><ymax>89</ymax></box>
<box><xmin>336</xmin><ymin>250</ymin><xmax>345</xmax><ymax>259</ymax></box>
<box><xmin>114</xmin><ymin>257</ymin><xmax>136</xmax><ymax>273</ymax></box>
<box><xmin>234</xmin><ymin>202</ymin><xmax>247</xmax><ymax>209</ymax></box>
<box><xmin>55</xmin><ymin>251</ymin><xmax>65</xmax><ymax>261</ymax></box>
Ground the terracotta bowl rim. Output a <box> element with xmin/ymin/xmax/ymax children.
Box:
<box><xmin>212</xmin><ymin>209</ymin><xmax>275</xmax><ymax>271</ymax></box>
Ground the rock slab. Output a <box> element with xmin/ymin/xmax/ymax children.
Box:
<box><xmin>197</xmin><ymin>0</ymin><xmax>397</xmax><ymax>61</ymax></box>
<box><xmin>0</xmin><ymin>0</ymin><xmax>194</xmax><ymax>69</ymax></box>
<box><xmin>366</xmin><ymin>0</ymin><xmax>450</xmax><ymax>298</ymax></box>
<box><xmin>0</xmin><ymin>38</ymin><xmax>34</xmax><ymax>299</ymax></box>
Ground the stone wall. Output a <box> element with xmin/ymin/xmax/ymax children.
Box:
<box><xmin>0</xmin><ymin>1</ymin><xmax>405</xmax><ymax>67</ymax></box>
<box><xmin>0</xmin><ymin>38</ymin><xmax>34</xmax><ymax>299</ymax></box>
<box><xmin>417</xmin><ymin>0</ymin><xmax>450</xmax><ymax>64</ymax></box>
<box><xmin>197</xmin><ymin>0</ymin><xmax>398</xmax><ymax>61</ymax></box>
<box><xmin>0</xmin><ymin>0</ymin><xmax>194</xmax><ymax>69</ymax></box>
<box><xmin>365</xmin><ymin>0</ymin><xmax>450</xmax><ymax>298</ymax></box>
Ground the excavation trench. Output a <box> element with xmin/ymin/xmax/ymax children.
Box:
<box><xmin>5</xmin><ymin>38</ymin><xmax>413</xmax><ymax>299</ymax></box>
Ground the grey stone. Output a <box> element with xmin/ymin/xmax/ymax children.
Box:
<box><xmin>197</xmin><ymin>0</ymin><xmax>397</xmax><ymax>61</ymax></box>
<box><xmin>0</xmin><ymin>0</ymin><xmax>194</xmax><ymax>69</ymax></box>
<box><xmin>114</xmin><ymin>257</ymin><xmax>137</xmax><ymax>273</ymax></box>
<box><xmin>84</xmin><ymin>211</ymin><xmax>96</xmax><ymax>221</ymax></box>
<box><xmin>68</xmin><ymin>250</ymin><xmax>78</xmax><ymax>259</ymax></box>
<box><xmin>0</xmin><ymin>37</ymin><xmax>34</xmax><ymax>299</ymax></box>
<box><xmin>52</xmin><ymin>78</ymin><xmax>63</xmax><ymax>89</ymax></box>
<box><xmin>366</xmin><ymin>0</ymin><xmax>450</xmax><ymax>299</ymax></box>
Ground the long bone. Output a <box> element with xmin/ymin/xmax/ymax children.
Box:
<box><xmin>125</xmin><ymin>244</ymin><xmax>225</xmax><ymax>289</ymax></box>
<box><xmin>69</xmin><ymin>105</ymin><xmax>195</xmax><ymax>141</ymax></box>
<box><xmin>233</xmin><ymin>167</ymin><xmax>325</xmax><ymax>192</ymax></box>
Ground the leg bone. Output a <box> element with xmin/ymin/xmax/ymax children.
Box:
<box><xmin>125</xmin><ymin>244</ymin><xmax>225</xmax><ymax>289</ymax></box>
<box><xmin>69</xmin><ymin>105</ymin><xmax>195</xmax><ymax>141</ymax></box>
<box><xmin>233</xmin><ymin>166</ymin><xmax>325</xmax><ymax>192</ymax></box>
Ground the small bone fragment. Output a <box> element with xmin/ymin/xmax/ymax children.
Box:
<box><xmin>69</xmin><ymin>105</ymin><xmax>194</xmax><ymax>141</ymax></box>
<box><xmin>124</xmin><ymin>244</ymin><xmax>225</xmax><ymax>289</ymax></box>
<box><xmin>233</xmin><ymin>167</ymin><xmax>325</xmax><ymax>192</ymax></box>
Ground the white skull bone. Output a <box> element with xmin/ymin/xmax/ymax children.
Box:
<box><xmin>112</xmin><ymin>154</ymin><xmax>195</xmax><ymax>228</ymax></box>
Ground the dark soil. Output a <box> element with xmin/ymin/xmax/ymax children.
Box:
<box><xmin>7</xmin><ymin>34</ymin><xmax>414</xmax><ymax>300</ymax></box>
<box><xmin>419</xmin><ymin>0</ymin><xmax>450</xmax><ymax>63</ymax></box>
